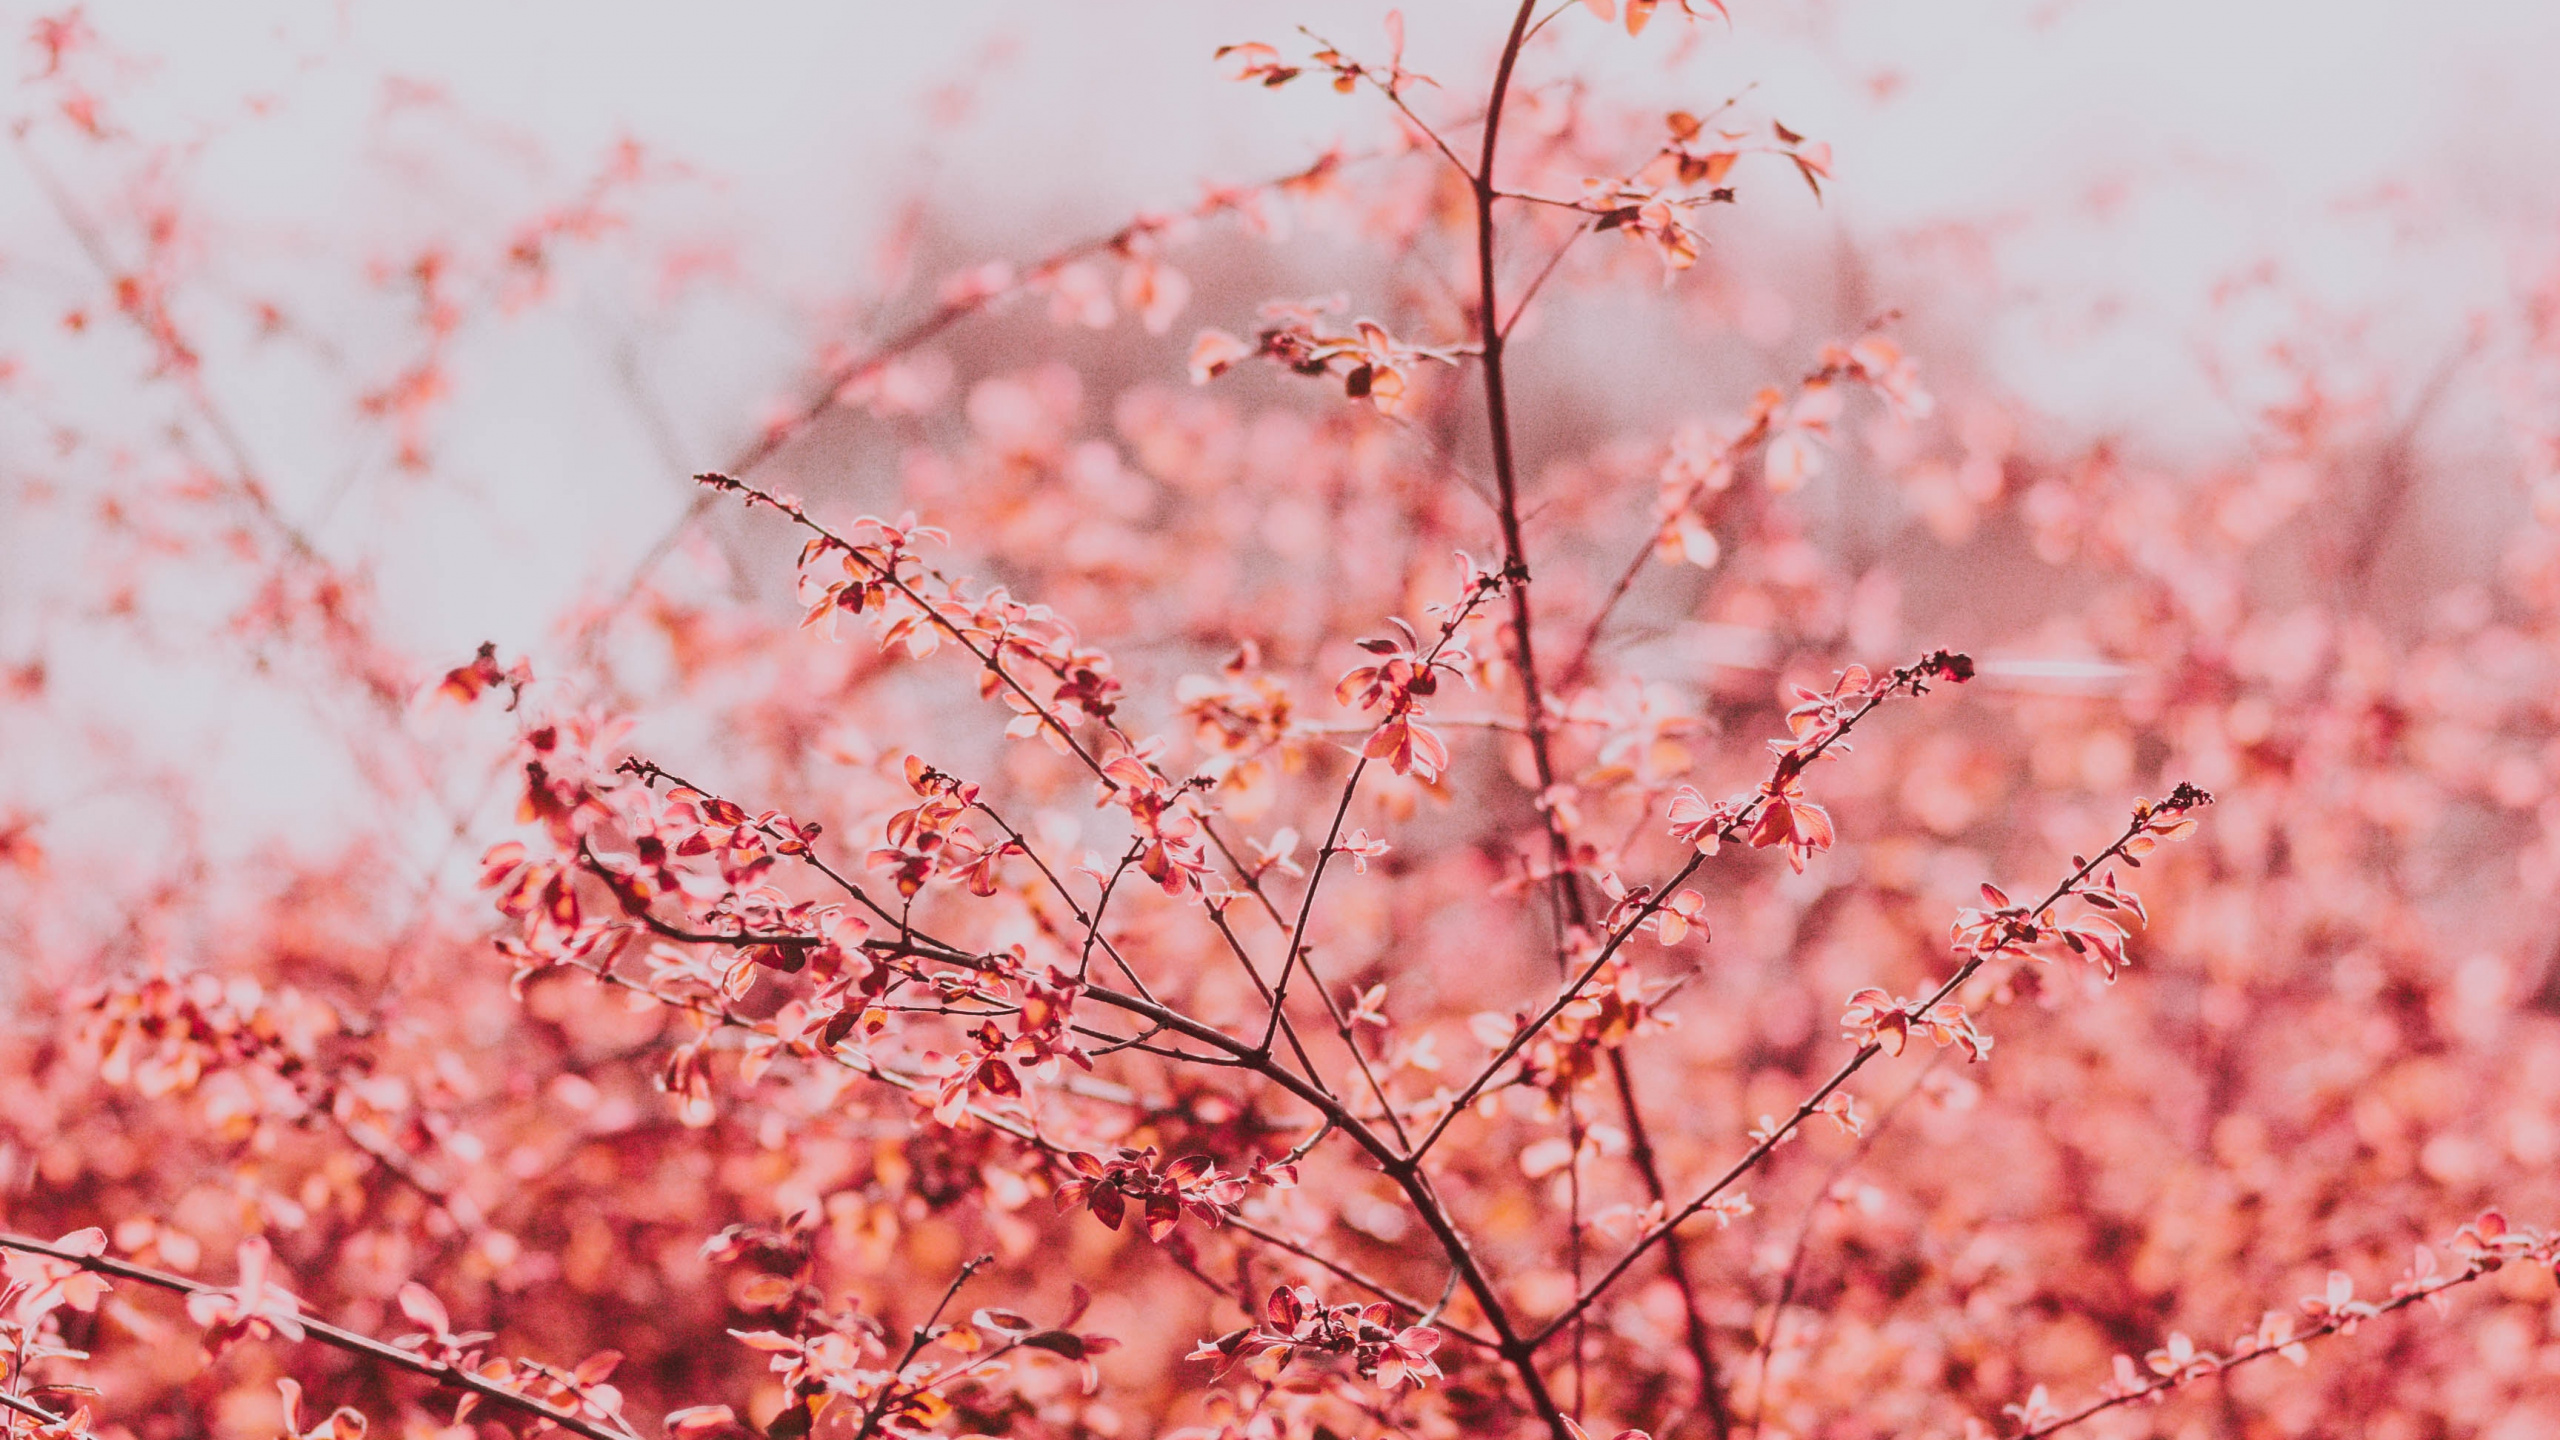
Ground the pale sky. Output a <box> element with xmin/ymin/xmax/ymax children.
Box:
<box><xmin>3</xmin><ymin>0</ymin><xmax>2553</xmax><ymax>876</ymax></box>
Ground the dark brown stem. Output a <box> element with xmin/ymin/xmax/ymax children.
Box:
<box><xmin>849</xmin><ymin>1256</ymin><xmax>992</xmax><ymax>1440</ymax></box>
<box><xmin>1223</xmin><ymin>1216</ymin><xmax>1499</xmax><ymax>1352</ymax></box>
<box><xmin>1197</xmin><ymin>890</ymin><xmax>1336</xmax><ymax>1094</ymax></box>
<box><xmin>1464</xmin><ymin>9</ymin><xmax>1735</xmax><ymax>1423</ymax></box>
<box><xmin>1608</xmin><ymin>1053</ymin><xmax>1735</xmax><ymax>1438</ymax></box>
<box><xmin>1534</xmin><ymin>790</ymin><xmax>2208</xmax><ymax>1345</ymax></box>
<box><xmin>1464</xmin><ymin>12</ymin><xmax>1578</xmax><ymax>1438</ymax></box>
<box><xmin>1254</xmin><ymin>576</ymin><xmax>1503</xmax><ymax>1133</ymax></box>
<box><xmin>2011</xmin><ymin>1259</ymin><xmax>2501</xmax><ymax>1439</ymax></box>
<box><xmin>1471</xmin><ymin>1</ymin><xmax>1572</xmax><ymax>934</ymax></box>
<box><xmin>0</xmin><ymin>1235</ymin><xmax>638</xmax><ymax>1440</ymax></box>
<box><xmin>1455</xmin><ymin>30</ymin><xmax>1734</xmax><ymax>1429</ymax></box>
<box><xmin>698</xmin><ymin>476</ymin><xmax>1120</xmax><ymax>782</ymax></box>
<box><xmin>1744</xmin><ymin>1057</ymin><xmax>1942</xmax><ymax>1440</ymax></box>
<box><xmin>1259</xmin><ymin>756</ymin><xmax>1373</xmax><ymax>1056</ymax></box>
<box><xmin>0</xmin><ymin>1388</ymin><xmax>77</xmax><ymax>1432</ymax></box>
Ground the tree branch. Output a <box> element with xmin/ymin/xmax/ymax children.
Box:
<box><xmin>0</xmin><ymin>1235</ymin><xmax>639</xmax><ymax>1440</ymax></box>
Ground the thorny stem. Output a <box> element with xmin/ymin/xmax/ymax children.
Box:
<box><xmin>0</xmin><ymin>1234</ymin><xmax>640</xmax><ymax>1440</ymax></box>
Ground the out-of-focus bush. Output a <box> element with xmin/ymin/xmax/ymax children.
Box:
<box><xmin>5</xmin><ymin>7</ymin><xmax>2560</xmax><ymax>1440</ymax></box>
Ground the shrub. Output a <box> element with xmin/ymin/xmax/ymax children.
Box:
<box><xmin>5</xmin><ymin>6</ymin><xmax>2558</xmax><ymax>1440</ymax></box>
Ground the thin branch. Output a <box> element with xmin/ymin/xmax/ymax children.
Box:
<box><xmin>1415</xmin><ymin>658</ymin><xmax>1950</xmax><ymax>1163</ymax></box>
<box><xmin>1252</xmin><ymin>576</ymin><xmax>1506</xmax><ymax>1142</ymax></box>
<box><xmin>577</xmin><ymin>839</ymin><xmax>826</xmax><ymax>949</ymax></box>
<box><xmin>1449</xmin><ymin>15</ymin><xmax>1736</xmax><ymax>1426</ymax></box>
<box><xmin>1535</xmin><ymin>787</ymin><xmax>2211</xmax><ymax>1346</ymax></box>
<box><xmin>0</xmin><ymin>1388</ymin><xmax>79</xmax><ymax>1433</ymax></box>
<box><xmin>695</xmin><ymin>476</ymin><xmax>1120</xmax><ymax>783</ymax></box>
<box><xmin>1604</xmin><ymin>1051</ymin><xmax>1733</xmax><ymax>1438</ymax></box>
<box><xmin>2010</xmin><ymin>1257</ymin><xmax>2515</xmax><ymax>1438</ymax></box>
<box><xmin>1200</xmin><ymin>901</ymin><xmax>1335</xmax><ymax>1094</ymax></box>
<box><xmin>600</xmin><ymin>766</ymin><xmax>1420</xmax><ymax>1172</ymax></box>
<box><xmin>849</xmin><ymin>1255</ymin><xmax>993</xmax><ymax>1440</ymax></box>
<box><xmin>616</xmin><ymin>759</ymin><xmax>975</xmax><ymax>961</ymax></box>
<box><xmin>1259</xmin><ymin>756</ymin><xmax>1372</xmax><ymax>1056</ymax></box>
<box><xmin>1222</xmin><ymin>1215</ymin><xmax>1496</xmax><ymax>1352</ymax></box>
<box><xmin>0</xmin><ymin>1235</ymin><xmax>638</xmax><ymax>1440</ymax></box>
<box><xmin>1072</xmin><ymin>844</ymin><xmax>1161</xmax><ymax>1001</ymax></box>
<box><xmin>1745</xmin><ymin>1055</ymin><xmax>1943</xmax><ymax>1440</ymax></box>
<box><xmin>594</xmin><ymin>146</ymin><xmax>1369</xmax><ymax>624</ymax></box>
<box><xmin>1069</xmin><ymin>1022</ymin><xmax>1242</xmax><ymax>1066</ymax></box>
<box><xmin>1518</xmin><ymin>0</ymin><xmax>1586</xmax><ymax>48</ymax></box>
<box><xmin>1298</xmin><ymin>27</ymin><xmax>1476</xmax><ymax>182</ymax></box>
<box><xmin>1502</xmin><ymin>218</ymin><xmax>1595</xmax><ymax>341</ymax></box>
<box><xmin>1461</xmin><ymin>14</ymin><xmax>1579</xmax><ymax>1440</ymax></box>
<box><xmin>1563</xmin><ymin>532</ymin><xmax>1659</xmax><ymax>688</ymax></box>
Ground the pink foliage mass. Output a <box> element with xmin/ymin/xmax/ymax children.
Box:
<box><xmin>6</xmin><ymin>5</ymin><xmax>2560</xmax><ymax>1440</ymax></box>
